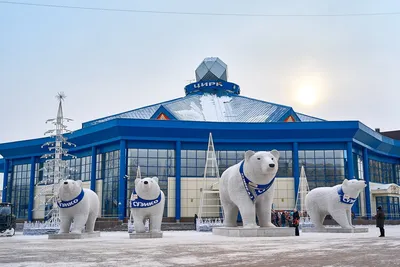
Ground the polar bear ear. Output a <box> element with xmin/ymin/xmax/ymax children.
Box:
<box><xmin>343</xmin><ymin>179</ymin><xmax>349</xmax><ymax>185</ymax></box>
<box><xmin>152</xmin><ymin>177</ymin><xmax>159</xmax><ymax>184</ymax></box>
<box><xmin>270</xmin><ymin>149</ymin><xmax>280</xmax><ymax>160</ymax></box>
<box><xmin>76</xmin><ymin>180</ymin><xmax>82</xmax><ymax>187</ymax></box>
<box><xmin>245</xmin><ymin>150</ymin><xmax>255</xmax><ymax>161</ymax></box>
<box><xmin>135</xmin><ymin>178</ymin><xmax>141</xmax><ymax>187</ymax></box>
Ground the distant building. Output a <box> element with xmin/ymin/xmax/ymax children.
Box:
<box><xmin>381</xmin><ymin>130</ymin><xmax>400</xmax><ymax>141</ymax></box>
<box><xmin>0</xmin><ymin>57</ymin><xmax>399</xmax><ymax>221</ymax></box>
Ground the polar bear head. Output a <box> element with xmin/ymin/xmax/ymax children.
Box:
<box><xmin>341</xmin><ymin>179</ymin><xmax>366</xmax><ymax>198</ymax></box>
<box><xmin>58</xmin><ymin>179</ymin><xmax>83</xmax><ymax>201</ymax></box>
<box><xmin>134</xmin><ymin>177</ymin><xmax>161</xmax><ymax>200</ymax></box>
<box><xmin>243</xmin><ymin>150</ymin><xmax>280</xmax><ymax>184</ymax></box>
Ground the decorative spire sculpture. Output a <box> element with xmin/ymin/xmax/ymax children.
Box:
<box><xmin>24</xmin><ymin>93</ymin><xmax>76</xmax><ymax>235</ymax></box>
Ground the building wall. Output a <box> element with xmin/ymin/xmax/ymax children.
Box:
<box><xmin>166</xmin><ymin>177</ymin><xmax>294</xmax><ymax>218</ymax></box>
<box><xmin>4</xmin><ymin>139</ymin><xmax>400</xmax><ymax>221</ymax></box>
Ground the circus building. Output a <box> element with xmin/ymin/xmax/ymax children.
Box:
<box><xmin>1</xmin><ymin>57</ymin><xmax>399</xmax><ymax>222</ymax></box>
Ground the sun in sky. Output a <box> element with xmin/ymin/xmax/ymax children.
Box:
<box><xmin>296</xmin><ymin>86</ymin><xmax>318</xmax><ymax>106</ymax></box>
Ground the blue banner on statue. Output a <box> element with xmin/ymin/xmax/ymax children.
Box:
<box><xmin>130</xmin><ymin>191</ymin><xmax>162</xmax><ymax>208</ymax></box>
<box><xmin>57</xmin><ymin>190</ymin><xmax>85</xmax><ymax>208</ymax></box>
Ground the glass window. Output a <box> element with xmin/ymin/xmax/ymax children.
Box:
<box><xmin>197</xmin><ymin>150</ymin><xmax>206</xmax><ymax>158</ymax></box>
<box><xmin>148</xmin><ymin>158</ymin><xmax>158</xmax><ymax>167</ymax></box>
<box><xmin>324</xmin><ymin>150</ymin><xmax>334</xmax><ymax>158</ymax></box>
<box><xmin>127</xmin><ymin>148</ymin><xmax>175</xmax><ymax>217</ymax></box>
<box><xmin>158</xmin><ymin>149</ymin><xmax>167</xmax><ymax>158</ymax></box>
<box><xmin>299</xmin><ymin>149</ymin><xmax>346</xmax><ymax>190</ymax></box>
<box><xmin>138</xmin><ymin>149</ymin><xmax>147</xmax><ymax>158</ymax></box>
<box><xmin>11</xmin><ymin>164</ymin><xmax>31</xmax><ymax>219</ymax></box>
<box><xmin>187</xmin><ymin>150</ymin><xmax>196</xmax><ymax>158</ymax></box>
<box><xmin>369</xmin><ymin>159</ymin><xmax>395</xmax><ymax>184</ymax></box>
<box><xmin>315</xmin><ymin>150</ymin><xmax>324</xmax><ymax>158</ymax></box>
<box><xmin>305</xmin><ymin>150</ymin><xmax>314</xmax><ymax>159</ymax></box>
<box><xmin>334</xmin><ymin>150</ymin><xmax>344</xmax><ymax>158</ymax></box>
<box><xmin>102</xmin><ymin>150</ymin><xmax>120</xmax><ymax>217</ymax></box>
<box><xmin>148</xmin><ymin>149</ymin><xmax>157</xmax><ymax>157</ymax></box>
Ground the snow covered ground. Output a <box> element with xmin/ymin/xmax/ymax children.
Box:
<box><xmin>1</xmin><ymin>225</ymin><xmax>400</xmax><ymax>267</ymax></box>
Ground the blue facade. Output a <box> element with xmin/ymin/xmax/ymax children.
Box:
<box><xmin>1</xmin><ymin>118</ymin><xmax>400</xmax><ymax>221</ymax></box>
<box><xmin>1</xmin><ymin>59</ymin><xmax>400</xmax><ymax>221</ymax></box>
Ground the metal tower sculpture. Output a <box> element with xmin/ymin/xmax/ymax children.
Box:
<box><xmin>197</xmin><ymin>133</ymin><xmax>223</xmax><ymax>231</ymax></box>
<box><xmin>295</xmin><ymin>166</ymin><xmax>312</xmax><ymax>227</ymax></box>
<box><xmin>24</xmin><ymin>93</ymin><xmax>76</xmax><ymax>235</ymax></box>
<box><xmin>127</xmin><ymin>166</ymin><xmax>149</xmax><ymax>233</ymax></box>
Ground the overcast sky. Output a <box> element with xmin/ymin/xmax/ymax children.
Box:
<box><xmin>0</xmin><ymin>0</ymin><xmax>399</xmax><ymax>144</ymax></box>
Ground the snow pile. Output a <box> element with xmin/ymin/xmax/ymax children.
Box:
<box><xmin>175</xmin><ymin>94</ymin><xmax>233</xmax><ymax>122</ymax></box>
<box><xmin>174</xmin><ymin>102</ymin><xmax>205</xmax><ymax>121</ymax></box>
<box><xmin>196</xmin><ymin>218</ymin><xmax>223</xmax><ymax>232</ymax></box>
<box><xmin>199</xmin><ymin>95</ymin><xmax>232</xmax><ymax>122</ymax></box>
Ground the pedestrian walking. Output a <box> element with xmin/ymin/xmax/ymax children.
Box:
<box><xmin>376</xmin><ymin>206</ymin><xmax>385</xmax><ymax>237</ymax></box>
<box><xmin>293</xmin><ymin>209</ymin><xmax>300</xmax><ymax>236</ymax></box>
<box><xmin>281</xmin><ymin>211</ymin><xmax>286</xmax><ymax>227</ymax></box>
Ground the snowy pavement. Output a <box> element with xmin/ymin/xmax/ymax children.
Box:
<box><xmin>1</xmin><ymin>225</ymin><xmax>400</xmax><ymax>267</ymax></box>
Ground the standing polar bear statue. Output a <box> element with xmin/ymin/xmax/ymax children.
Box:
<box><xmin>305</xmin><ymin>179</ymin><xmax>366</xmax><ymax>229</ymax></box>
<box><xmin>57</xmin><ymin>179</ymin><xmax>100</xmax><ymax>234</ymax></box>
<box><xmin>220</xmin><ymin>150</ymin><xmax>280</xmax><ymax>228</ymax></box>
<box><xmin>130</xmin><ymin>177</ymin><xmax>165</xmax><ymax>233</ymax></box>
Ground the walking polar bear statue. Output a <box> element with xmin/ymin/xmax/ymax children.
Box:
<box><xmin>219</xmin><ymin>150</ymin><xmax>280</xmax><ymax>228</ymax></box>
<box><xmin>305</xmin><ymin>179</ymin><xmax>366</xmax><ymax>229</ymax></box>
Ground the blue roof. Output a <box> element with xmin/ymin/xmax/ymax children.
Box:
<box><xmin>297</xmin><ymin>113</ymin><xmax>325</xmax><ymax>122</ymax></box>
<box><xmin>83</xmin><ymin>93</ymin><xmax>323</xmax><ymax>127</ymax></box>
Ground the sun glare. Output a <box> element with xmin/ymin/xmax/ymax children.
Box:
<box><xmin>297</xmin><ymin>86</ymin><xmax>317</xmax><ymax>106</ymax></box>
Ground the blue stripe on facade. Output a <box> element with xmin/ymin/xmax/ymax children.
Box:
<box><xmin>292</xmin><ymin>142</ymin><xmax>300</xmax><ymax>206</ymax></box>
<box><xmin>118</xmin><ymin>140</ymin><xmax>127</xmax><ymax>220</ymax></box>
<box><xmin>0</xmin><ymin>158</ymin><xmax>4</xmax><ymax>173</ymax></box>
<box><xmin>175</xmin><ymin>141</ymin><xmax>182</xmax><ymax>221</ymax></box>
<box><xmin>347</xmin><ymin>142</ymin><xmax>355</xmax><ymax>179</ymax></box>
<box><xmin>2</xmin><ymin>120</ymin><xmax>400</xmax><ymax>158</ymax></box>
<box><xmin>28</xmin><ymin>157</ymin><xmax>36</xmax><ymax>222</ymax></box>
<box><xmin>363</xmin><ymin>147</ymin><xmax>372</xmax><ymax>218</ymax></box>
<box><xmin>90</xmin><ymin>147</ymin><xmax>96</xmax><ymax>192</ymax></box>
<box><xmin>347</xmin><ymin>142</ymin><xmax>358</xmax><ymax>214</ymax></box>
<box><xmin>2</xmin><ymin>159</ymin><xmax>9</xmax><ymax>202</ymax></box>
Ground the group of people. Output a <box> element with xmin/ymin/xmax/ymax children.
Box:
<box><xmin>271</xmin><ymin>209</ymin><xmax>301</xmax><ymax>236</ymax></box>
<box><xmin>270</xmin><ymin>206</ymin><xmax>386</xmax><ymax>237</ymax></box>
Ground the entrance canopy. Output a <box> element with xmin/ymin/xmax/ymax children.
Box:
<box><xmin>369</xmin><ymin>182</ymin><xmax>400</xmax><ymax>195</ymax></box>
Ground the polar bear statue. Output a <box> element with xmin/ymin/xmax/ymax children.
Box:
<box><xmin>130</xmin><ymin>177</ymin><xmax>165</xmax><ymax>233</ymax></box>
<box><xmin>219</xmin><ymin>150</ymin><xmax>280</xmax><ymax>228</ymax></box>
<box><xmin>305</xmin><ymin>179</ymin><xmax>366</xmax><ymax>229</ymax></box>
<box><xmin>57</xmin><ymin>179</ymin><xmax>100</xmax><ymax>234</ymax></box>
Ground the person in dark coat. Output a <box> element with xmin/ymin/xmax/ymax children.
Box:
<box><xmin>194</xmin><ymin>214</ymin><xmax>198</xmax><ymax>230</ymax></box>
<box><xmin>376</xmin><ymin>206</ymin><xmax>385</xmax><ymax>237</ymax></box>
<box><xmin>293</xmin><ymin>209</ymin><xmax>300</xmax><ymax>236</ymax></box>
<box><xmin>281</xmin><ymin>212</ymin><xmax>286</xmax><ymax>227</ymax></box>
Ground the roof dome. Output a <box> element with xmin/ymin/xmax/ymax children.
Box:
<box><xmin>195</xmin><ymin>57</ymin><xmax>228</xmax><ymax>82</ymax></box>
<box><xmin>185</xmin><ymin>57</ymin><xmax>240</xmax><ymax>96</ymax></box>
